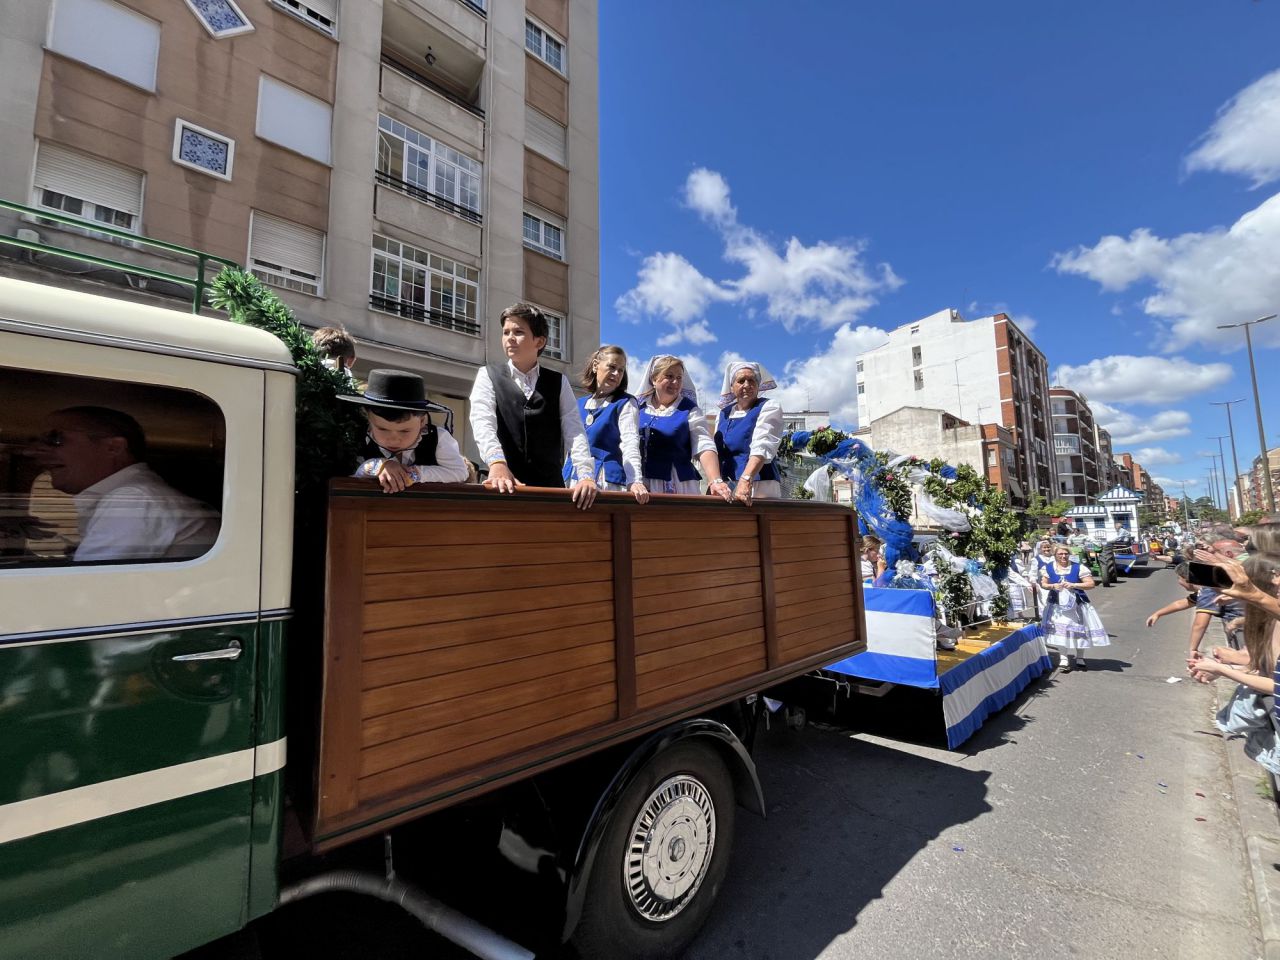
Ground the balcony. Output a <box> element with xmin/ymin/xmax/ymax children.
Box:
<box><xmin>376</xmin><ymin>170</ymin><xmax>481</xmax><ymax>224</ymax></box>
<box><xmin>374</xmin><ymin>181</ymin><xmax>481</xmax><ymax>259</ymax></box>
<box><xmin>369</xmin><ymin>293</ymin><xmax>481</xmax><ymax>337</ymax></box>
<box><xmin>380</xmin><ymin>58</ymin><xmax>484</xmax><ymax>154</ymax></box>
<box><xmin>383</xmin><ymin>0</ymin><xmax>486</xmax><ymax>60</ymax></box>
<box><xmin>1054</xmin><ymin>437</ymin><xmax>1081</xmax><ymax>454</ymax></box>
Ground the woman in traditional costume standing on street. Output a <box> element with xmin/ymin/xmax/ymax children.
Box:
<box><xmin>637</xmin><ymin>355</ymin><xmax>732</xmax><ymax>500</ymax></box>
<box><xmin>1040</xmin><ymin>543</ymin><xmax>1109</xmax><ymax>672</ymax></box>
<box><xmin>714</xmin><ymin>361</ymin><xmax>784</xmax><ymax>506</ymax></box>
<box><xmin>563</xmin><ymin>345</ymin><xmax>649</xmax><ymax>503</ymax></box>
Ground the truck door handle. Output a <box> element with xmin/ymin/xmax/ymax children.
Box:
<box><xmin>172</xmin><ymin>640</ymin><xmax>243</xmax><ymax>662</ymax></box>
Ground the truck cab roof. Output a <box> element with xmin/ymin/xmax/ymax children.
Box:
<box><xmin>0</xmin><ymin>275</ymin><xmax>296</xmax><ymax>373</ymax></box>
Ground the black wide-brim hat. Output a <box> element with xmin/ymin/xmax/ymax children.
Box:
<box><xmin>339</xmin><ymin>368</ymin><xmax>445</xmax><ymax>415</ymax></box>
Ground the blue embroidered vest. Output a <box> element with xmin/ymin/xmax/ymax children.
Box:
<box><xmin>715</xmin><ymin>400</ymin><xmax>779</xmax><ymax>483</ymax></box>
<box><xmin>639</xmin><ymin>397</ymin><xmax>700</xmax><ymax>482</ymax></box>
<box><xmin>563</xmin><ymin>394</ymin><xmax>630</xmax><ymax>485</ymax></box>
<box><xmin>1045</xmin><ymin>562</ymin><xmax>1091</xmax><ymax>605</ymax></box>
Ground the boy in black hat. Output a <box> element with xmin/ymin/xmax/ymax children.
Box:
<box><xmin>340</xmin><ymin>369</ymin><xmax>468</xmax><ymax>493</ymax></box>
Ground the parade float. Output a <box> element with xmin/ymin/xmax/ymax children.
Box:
<box><xmin>1062</xmin><ymin>485</ymin><xmax>1150</xmax><ymax>573</ymax></box>
<box><xmin>780</xmin><ymin>428</ymin><xmax>1052</xmax><ymax>749</ymax></box>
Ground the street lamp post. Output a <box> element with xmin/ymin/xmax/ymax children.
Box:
<box><xmin>1209</xmin><ymin>435</ymin><xmax>1231</xmax><ymax>515</ymax></box>
<box><xmin>1211</xmin><ymin>399</ymin><xmax>1245</xmax><ymax>519</ymax></box>
<box><xmin>1203</xmin><ymin>455</ymin><xmax>1220</xmax><ymax>511</ymax></box>
<box><xmin>1218</xmin><ymin>315</ymin><xmax>1276</xmax><ymax>512</ymax></box>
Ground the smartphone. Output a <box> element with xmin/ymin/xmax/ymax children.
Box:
<box><xmin>1187</xmin><ymin>561</ymin><xmax>1232</xmax><ymax>590</ymax></box>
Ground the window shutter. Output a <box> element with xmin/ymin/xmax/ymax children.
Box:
<box><xmin>525</xmin><ymin>109</ymin><xmax>567</xmax><ymax>166</ymax></box>
<box><xmin>306</xmin><ymin>0</ymin><xmax>338</xmax><ymax>20</ymax></box>
<box><xmin>251</xmin><ymin>213</ymin><xmax>324</xmax><ymax>276</ymax></box>
<box><xmin>34</xmin><ymin>143</ymin><xmax>144</xmax><ymax>216</ymax></box>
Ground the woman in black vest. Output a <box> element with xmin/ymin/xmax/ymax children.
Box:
<box><xmin>469</xmin><ymin>303</ymin><xmax>598</xmax><ymax>509</ymax></box>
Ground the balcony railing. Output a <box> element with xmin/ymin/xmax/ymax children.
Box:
<box><xmin>1054</xmin><ymin>438</ymin><xmax>1080</xmax><ymax>454</ymax></box>
<box><xmin>375</xmin><ymin>170</ymin><xmax>482</xmax><ymax>224</ymax></box>
<box><xmin>369</xmin><ymin>293</ymin><xmax>481</xmax><ymax>337</ymax></box>
<box><xmin>381</xmin><ymin>54</ymin><xmax>484</xmax><ymax>119</ymax></box>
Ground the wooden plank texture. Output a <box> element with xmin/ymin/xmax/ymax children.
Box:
<box><xmin>613</xmin><ymin>512</ymin><xmax>637</xmax><ymax>719</ymax></box>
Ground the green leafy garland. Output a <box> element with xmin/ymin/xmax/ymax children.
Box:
<box><xmin>209</xmin><ymin>267</ymin><xmax>364</xmax><ymax>498</ymax></box>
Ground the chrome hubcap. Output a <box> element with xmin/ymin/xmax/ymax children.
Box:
<box><xmin>623</xmin><ymin>775</ymin><xmax>715</xmax><ymax>921</ymax></box>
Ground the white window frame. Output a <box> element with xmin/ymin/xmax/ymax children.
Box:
<box><xmin>48</xmin><ymin>0</ymin><xmax>161</xmax><ymax>92</ymax></box>
<box><xmin>369</xmin><ymin>234</ymin><xmax>481</xmax><ymax>338</ymax></box>
<box><xmin>171</xmin><ymin>119</ymin><xmax>235</xmax><ymax>181</ymax></box>
<box><xmin>524</xmin><ymin>17</ymin><xmax>566</xmax><ymax>75</ymax></box>
<box><xmin>182</xmin><ymin>0</ymin><xmax>255</xmax><ymax>38</ymax></box>
<box><xmin>30</xmin><ymin>141</ymin><xmax>144</xmax><ymax>238</ymax></box>
<box><xmin>534</xmin><ymin>306</ymin><xmax>566</xmax><ymax>361</ymax></box>
<box><xmin>248</xmin><ymin>211</ymin><xmax>325</xmax><ymax>297</ymax></box>
<box><xmin>375</xmin><ymin>115</ymin><xmax>482</xmax><ymax>220</ymax></box>
<box><xmin>256</xmin><ymin>74</ymin><xmax>333</xmax><ymax>165</ymax></box>
<box><xmin>523</xmin><ymin>210</ymin><xmax>564</xmax><ymax>261</ymax></box>
<box><xmin>268</xmin><ymin>0</ymin><xmax>338</xmax><ymax>37</ymax></box>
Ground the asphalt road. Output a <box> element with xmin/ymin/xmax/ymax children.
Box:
<box><xmin>686</xmin><ymin>564</ymin><xmax>1260</xmax><ymax>960</ymax></box>
<box><xmin>245</xmin><ymin>565</ymin><xmax>1262</xmax><ymax>959</ymax></box>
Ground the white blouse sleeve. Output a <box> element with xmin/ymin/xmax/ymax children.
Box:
<box><xmin>468</xmin><ymin>366</ymin><xmax>505</xmax><ymax>467</ymax></box>
<box><xmin>688</xmin><ymin>404</ymin><xmax>717</xmax><ymax>456</ymax></box>
<box><xmin>750</xmin><ymin>398</ymin><xmax>785</xmax><ymax>461</ymax></box>
<box><xmin>560</xmin><ymin>374</ymin><xmax>597</xmax><ymax>482</ymax></box>
<box><xmin>618</xmin><ymin>399</ymin><xmax>643</xmax><ymax>485</ymax></box>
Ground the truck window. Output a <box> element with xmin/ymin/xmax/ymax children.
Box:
<box><xmin>0</xmin><ymin>367</ymin><xmax>224</xmax><ymax>567</ymax></box>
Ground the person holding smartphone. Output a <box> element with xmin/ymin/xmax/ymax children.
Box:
<box><xmin>1040</xmin><ymin>544</ymin><xmax>1109</xmax><ymax>672</ymax></box>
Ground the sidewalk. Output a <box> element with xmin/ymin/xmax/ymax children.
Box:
<box><xmin>1217</xmin><ymin>685</ymin><xmax>1280</xmax><ymax>960</ymax></box>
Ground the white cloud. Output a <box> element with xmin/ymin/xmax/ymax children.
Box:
<box><xmin>683</xmin><ymin>167</ymin><xmax>736</xmax><ymax>224</ymax></box>
<box><xmin>1133</xmin><ymin>447</ymin><xmax>1182</xmax><ymax>466</ymax></box>
<box><xmin>656</xmin><ymin>319</ymin><xmax>718</xmax><ymax>347</ymax></box>
<box><xmin>1053</xmin><ymin>355</ymin><xmax>1233</xmax><ymax>404</ymax></box>
<box><xmin>1052</xmin><ymin>192</ymin><xmax>1280</xmax><ymax>350</ymax></box>
<box><xmin>1092</xmin><ymin>401</ymin><xmax>1192</xmax><ymax>447</ymax></box>
<box><xmin>1186</xmin><ymin>69</ymin><xmax>1280</xmax><ymax>188</ymax></box>
<box><xmin>618</xmin><ymin>169</ymin><xmax>902</xmax><ymax>338</ymax></box>
<box><xmin>769</xmin><ymin>323</ymin><xmax>892</xmax><ymax>427</ymax></box>
<box><xmin>1012</xmin><ymin>314</ymin><xmax>1038</xmax><ymax>334</ymax></box>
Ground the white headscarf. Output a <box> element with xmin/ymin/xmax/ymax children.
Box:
<box><xmin>718</xmin><ymin>360</ymin><xmax>778</xmax><ymax>407</ymax></box>
<box><xmin>638</xmin><ymin>355</ymin><xmax>701</xmax><ymax>406</ymax></box>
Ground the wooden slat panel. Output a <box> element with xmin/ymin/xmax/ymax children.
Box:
<box><xmin>317</xmin><ymin>503</ymin><xmax>367</xmax><ymax>821</ymax></box>
<box><xmin>368</xmin><ymin>540</ymin><xmax>612</xmax><ymax>574</ymax></box>
<box><xmin>634</xmin><ymin>595</ymin><xmax>763</xmax><ymax>637</ymax></box>
<box><xmin>362</xmin><ymin>625</ymin><xmax>609</xmax><ymax>688</ymax></box>
<box><xmin>637</xmin><ymin>627</ymin><xmax>766</xmax><ymax>676</ymax></box>
<box><xmin>364</xmin><ymin>504</ymin><xmax>607</xmax><ymax>524</ymax></box>
<box><xmin>613</xmin><ymin>512</ymin><xmax>636</xmax><ymax>719</ymax></box>
<box><xmin>777</xmin><ymin>598</ymin><xmax>855</xmax><ymax>636</ymax></box>
<box><xmin>774</xmin><ymin>567</ymin><xmax>856</xmax><ymax>596</ymax></box>
<box><xmin>361</xmin><ymin>682</ymin><xmax>617</xmax><ymax>777</ymax></box>
<box><xmin>362</xmin><ymin>641</ymin><xmax>615</xmax><ymax>718</ymax></box>
<box><xmin>770</xmin><ymin>556</ymin><xmax>852</xmax><ymax>580</ymax></box>
<box><xmin>634</xmin><ymin>580</ymin><xmax>761</xmax><ymax>617</ymax></box>
<box><xmin>778</xmin><ymin>591</ymin><xmax>855</xmax><ymax>625</ymax></box>
<box><xmin>636</xmin><ymin>611</ymin><xmax>765</xmax><ymax>655</ymax></box>
<box><xmin>776</xmin><ymin>581</ymin><xmax>855</xmax><ymax>610</ymax></box>
<box><xmin>770</xmin><ymin>529</ymin><xmax>849</xmax><ymax>550</ymax></box>
<box><xmin>364</xmin><ymin>600</ymin><xmax>614</xmax><ymax>660</ymax></box>
<box><xmin>632</xmin><ymin>536</ymin><xmax>757</xmax><ymax>560</ymax></box>
<box><xmin>634</xmin><ymin>566</ymin><xmax>759</xmax><ymax>598</ymax></box>
<box><xmin>363</xmin><ymin>661</ymin><xmax>614</xmax><ymax>748</ymax></box>
<box><xmin>365</xmin><ymin>560</ymin><xmax>611</xmax><ymax>602</ymax></box>
<box><xmin>762</xmin><ymin>518</ymin><xmax>850</xmax><ymax>535</ymax></box>
<box><xmin>365</xmin><ymin>580</ymin><xmax>613</xmax><ymax>632</ymax></box>
<box><xmin>782</xmin><ymin>623</ymin><xmax>860</xmax><ymax>661</ymax></box>
<box><xmin>773</xmin><ymin>542</ymin><xmax>850</xmax><ymax>565</ymax></box>
<box><xmin>634</xmin><ymin>553</ymin><xmax>737</xmax><ymax>578</ymax></box>
<box><xmin>359</xmin><ymin>703</ymin><xmax>617</xmax><ymax>801</ymax></box>
<box><xmin>758</xmin><ymin>514</ymin><xmax>779</xmax><ymax>670</ymax></box>
<box><xmin>633</xmin><ymin>518</ymin><xmax>758</xmax><ymax>540</ymax></box>
<box><xmin>637</xmin><ymin>647</ymin><xmax>765</xmax><ymax>704</ymax></box>
<box><xmin>367</xmin><ymin>519</ymin><xmax>610</xmax><ymax>548</ymax></box>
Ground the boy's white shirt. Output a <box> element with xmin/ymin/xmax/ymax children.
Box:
<box><xmin>469</xmin><ymin>361</ymin><xmax>595</xmax><ymax>481</ymax></box>
<box><xmin>353</xmin><ymin>424</ymin><xmax>469</xmax><ymax>484</ymax></box>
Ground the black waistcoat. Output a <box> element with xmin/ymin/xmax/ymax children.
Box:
<box><xmin>489</xmin><ymin>364</ymin><xmax>564</xmax><ymax>488</ymax></box>
<box><xmin>359</xmin><ymin>424</ymin><xmax>438</xmax><ymax>466</ymax></box>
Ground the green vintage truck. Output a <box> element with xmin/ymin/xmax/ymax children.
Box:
<box><xmin>0</xmin><ymin>274</ymin><xmax>866</xmax><ymax>959</ymax></box>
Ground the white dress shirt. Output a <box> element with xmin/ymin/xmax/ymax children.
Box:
<box><xmin>73</xmin><ymin>462</ymin><xmax>220</xmax><ymax>562</ymax></box>
<box><xmin>469</xmin><ymin>361</ymin><xmax>595</xmax><ymax>482</ymax></box>
<box><xmin>353</xmin><ymin>426</ymin><xmax>469</xmax><ymax>484</ymax></box>
<box><xmin>579</xmin><ymin>395</ymin><xmax>643</xmax><ymax>487</ymax></box>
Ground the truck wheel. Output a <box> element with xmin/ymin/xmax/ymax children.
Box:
<box><xmin>572</xmin><ymin>742</ymin><xmax>735</xmax><ymax>960</ymax></box>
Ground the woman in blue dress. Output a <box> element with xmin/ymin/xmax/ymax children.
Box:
<box><xmin>636</xmin><ymin>355</ymin><xmax>732</xmax><ymax>500</ymax></box>
<box><xmin>713</xmin><ymin>361</ymin><xmax>785</xmax><ymax>506</ymax></box>
<box><xmin>563</xmin><ymin>345</ymin><xmax>649</xmax><ymax>503</ymax></box>
<box><xmin>1039</xmin><ymin>543</ymin><xmax>1109</xmax><ymax>671</ymax></box>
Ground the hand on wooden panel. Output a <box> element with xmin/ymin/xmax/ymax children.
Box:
<box><xmin>629</xmin><ymin>482</ymin><xmax>650</xmax><ymax>505</ymax></box>
<box><xmin>571</xmin><ymin>478</ymin><xmax>599</xmax><ymax>510</ymax></box>
<box><xmin>375</xmin><ymin>459</ymin><xmax>413</xmax><ymax>494</ymax></box>
<box><xmin>484</xmin><ymin>461</ymin><xmax>518</xmax><ymax>494</ymax></box>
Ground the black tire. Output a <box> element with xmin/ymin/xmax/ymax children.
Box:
<box><xmin>570</xmin><ymin>741</ymin><xmax>735</xmax><ymax>960</ymax></box>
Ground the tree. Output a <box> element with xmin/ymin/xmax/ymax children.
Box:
<box><xmin>1188</xmin><ymin>496</ymin><xmax>1228</xmax><ymax>523</ymax></box>
<box><xmin>1238</xmin><ymin>509</ymin><xmax>1265</xmax><ymax>527</ymax></box>
<box><xmin>1137</xmin><ymin>506</ymin><xmax>1160</xmax><ymax>529</ymax></box>
<box><xmin>1025</xmin><ymin>491</ymin><xmax>1072</xmax><ymax>521</ymax></box>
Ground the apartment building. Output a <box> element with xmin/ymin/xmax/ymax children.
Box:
<box><xmin>0</xmin><ymin>0</ymin><xmax>600</xmax><ymax>458</ymax></box>
<box><xmin>1048</xmin><ymin>387</ymin><xmax>1103</xmax><ymax>506</ymax></box>
<box><xmin>863</xmin><ymin>406</ymin><xmax>1018</xmax><ymax>501</ymax></box>
<box><xmin>1094</xmin><ymin>425</ymin><xmax>1119</xmax><ymax>489</ymax></box>
<box><xmin>855</xmin><ymin>307</ymin><xmax>1055</xmax><ymax>508</ymax></box>
<box><xmin>1245</xmin><ymin>446</ymin><xmax>1280</xmax><ymax>512</ymax></box>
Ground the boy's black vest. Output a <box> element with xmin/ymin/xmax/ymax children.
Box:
<box><xmin>359</xmin><ymin>424</ymin><xmax>438</xmax><ymax>466</ymax></box>
<box><xmin>489</xmin><ymin>364</ymin><xmax>564</xmax><ymax>488</ymax></box>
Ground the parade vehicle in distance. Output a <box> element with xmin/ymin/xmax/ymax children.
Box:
<box><xmin>0</xmin><ymin>274</ymin><xmax>867</xmax><ymax>960</ymax></box>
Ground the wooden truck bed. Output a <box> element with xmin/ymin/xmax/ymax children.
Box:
<box><xmin>314</xmin><ymin>481</ymin><xmax>865</xmax><ymax>847</ymax></box>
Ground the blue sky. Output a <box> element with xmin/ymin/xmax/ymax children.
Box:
<box><xmin>597</xmin><ymin>0</ymin><xmax>1280</xmax><ymax>499</ymax></box>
